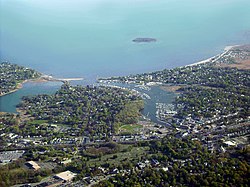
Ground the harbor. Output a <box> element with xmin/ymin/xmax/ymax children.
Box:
<box><xmin>156</xmin><ymin>103</ymin><xmax>177</xmax><ymax>122</ymax></box>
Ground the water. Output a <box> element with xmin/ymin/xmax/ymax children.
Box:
<box><xmin>0</xmin><ymin>82</ymin><xmax>62</xmax><ymax>113</ymax></box>
<box><xmin>114</xmin><ymin>83</ymin><xmax>177</xmax><ymax>124</ymax></box>
<box><xmin>1</xmin><ymin>0</ymin><xmax>250</xmax><ymax>113</ymax></box>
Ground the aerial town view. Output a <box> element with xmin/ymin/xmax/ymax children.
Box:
<box><xmin>0</xmin><ymin>0</ymin><xmax>250</xmax><ymax>187</ymax></box>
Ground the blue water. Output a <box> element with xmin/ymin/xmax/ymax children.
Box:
<box><xmin>0</xmin><ymin>82</ymin><xmax>62</xmax><ymax>113</ymax></box>
<box><xmin>1</xmin><ymin>0</ymin><xmax>250</xmax><ymax>113</ymax></box>
<box><xmin>110</xmin><ymin>83</ymin><xmax>176</xmax><ymax>124</ymax></box>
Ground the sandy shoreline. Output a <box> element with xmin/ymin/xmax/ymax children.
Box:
<box><xmin>0</xmin><ymin>77</ymin><xmax>49</xmax><ymax>97</ymax></box>
<box><xmin>184</xmin><ymin>44</ymin><xmax>240</xmax><ymax>67</ymax></box>
<box><xmin>160</xmin><ymin>85</ymin><xmax>183</xmax><ymax>93</ymax></box>
<box><xmin>0</xmin><ymin>81</ymin><xmax>25</xmax><ymax>97</ymax></box>
<box><xmin>0</xmin><ymin>44</ymin><xmax>245</xmax><ymax>98</ymax></box>
<box><xmin>0</xmin><ymin>75</ymin><xmax>84</xmax><ymax>97</ymax></box>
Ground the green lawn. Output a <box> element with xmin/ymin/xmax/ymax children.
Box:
<box><xmin>120</xmin><ymin>124</ymin><xmax>143</xmax><ymax>133</ymax></box>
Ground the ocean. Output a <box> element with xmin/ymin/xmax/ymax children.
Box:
<box><xmin>1</xmin><ymin>0</ymin><xmax>250</xmax><ymax>114</ymax></box>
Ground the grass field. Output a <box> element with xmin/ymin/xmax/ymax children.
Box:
<box><xmin>119</xmin><ymin>124</ymin><xmax>143</xmax><ymax>134</ymax></box>
<box><xmin>85</xmin><ymin>146</ymin><xmax>149</xmax><ymax>168</ymax></box>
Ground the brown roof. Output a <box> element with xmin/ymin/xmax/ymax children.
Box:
<box><xmin>27</xmin><ymin>161</ymin><xmax>41</xmax><ymax>170</ymax></box>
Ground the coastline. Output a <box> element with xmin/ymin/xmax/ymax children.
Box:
<box><xmin>0</xmin><ymin>77</ymin><xmax>49</xmax><ymax>97</ymax></box>
<box><xmin>0</xmin><ymin>75</ymin><xmax>84</xmax><ymax>97</ymax></box>
<box><xmin>184</xmin><ymin>44</ymin><xmax>240</xmax><ymax>67</ymax></box>
<box><xmin>0</xmin><ymin>80</ymin><xmax>26</xmax><ymax>97</ymax></box>
<box><xmin>0</xmin><ymin>44</ymin><xmax>245</xmax><ymax>98</ymax></box>
<box><xmin>160</xmin><ymin>85</ymin><xmax>183</xmax><ymax>93</ymax></box>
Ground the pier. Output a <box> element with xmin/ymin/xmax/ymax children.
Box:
<box><xmin>41</xmin><ymin>75</ymin><xmax>84</xmax><ymax>83</ymax></box>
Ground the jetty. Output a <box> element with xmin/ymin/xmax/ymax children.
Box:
<box><xmin>41</xmin><ymin>75</ymin><xmax>83</xmax><ymax>83</ymax></box>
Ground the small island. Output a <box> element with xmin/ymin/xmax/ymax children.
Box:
<box><xmin>132</xmin><ymin>37</ymin><xmax>157</xmax><ymax>43</ymax></box>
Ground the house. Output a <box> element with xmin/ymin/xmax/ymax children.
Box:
<box><xmin>26</xmin><ymin>161</ymin><xmax>40</xmax><ymax>170</ymax></box>
<box><xmin>223</xmin><ymin>140</ymin><xmax>237</xmax><ymax>147</ymax></box>
<box><xmin>151</xmin><ymin>159</ymin><xmax>159</xmax><ymax>166</ymax></box>
<box><xmin>60</xmin><ymin>159</ymin><xmax>72</xmax><ymax>166</ymax></box>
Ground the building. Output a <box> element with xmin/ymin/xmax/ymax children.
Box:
<box><xmin>60</xmin><ymin>159</ymin><xmax>72</xmax><ymax>166</ymax></box>
<box><xmin>54</xmin><ymin>170</ymin><xmax>77</xmax><ymax>182</ymax></box>
<box><xmin>26</xmin><ymin>161</ymin><xmax>41</xmax><ymax>170</ymax></box>
<box><xmin>0</xmin><ymin>150</ymin><xmax>24</xmax><ymax>164</ymax></box>
<box><xmin>223</xmin><ymin>140</ymin><xmax>237</xmax><ymax>147</ymax></box>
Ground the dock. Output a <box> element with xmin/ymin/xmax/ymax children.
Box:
<box><xmin>56</xmin><ymin>78</ymin><xmax>84</xmax><ymax>82</ymax></box>
<box><xmin>41</xmin><ymin>75</ymin><xmax>84</xmax><ymax>83</ymax></box>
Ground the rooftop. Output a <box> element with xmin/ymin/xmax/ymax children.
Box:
<box><xmin>55</xmin><ymin>170</ymin><xmax>77</xmax><ymax>181</ymax></box>
<box><xmin>26</xmin><ymin>161</ymin><xmax>40</xmax><ymax>170</ymax></box>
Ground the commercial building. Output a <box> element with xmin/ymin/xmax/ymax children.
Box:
<box><xmin>26</xmin><ymin>161</ymin><xmax>41</xmax><ymax>170</ymax></box>
<box><xmin>54</xmin><ymin>170</ymin><xmax>76</xmax><ymax>182</ymax></box>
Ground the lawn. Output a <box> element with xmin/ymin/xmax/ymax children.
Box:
<box><xmin>119</xmin><ymin>124</ymin><xmax>143</xmax><ymax>134</ymax></box>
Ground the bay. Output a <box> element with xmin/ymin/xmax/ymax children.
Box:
<box><xmin>1</xmin><ymin>0</ymin><xmax>250</xmax><ymax>79</ymax></box>
<box><xmin>1</xmin><ymin>0</ymin><xmax>250</xmax><ymax>114</ymax></box>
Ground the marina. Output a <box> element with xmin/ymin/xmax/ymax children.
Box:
<box><xmin>156</xmin><ymin>103</ymin><xmax>177</xmax><ymax>122</ymax></box>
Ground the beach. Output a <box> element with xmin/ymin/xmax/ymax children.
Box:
<box><xmin>184</xmin><ymin>45</ymin><xmax>240</xmax><ymax>67</ymax></box>
<box><xmin>0</xmin><ymin>77</ymin><xmax>49</xmax><ymax>97</ymax></box>
<box><xmin>0</xmin><ymin>75</ymin><xmax>84</xmax><ymax>97</ymax></box>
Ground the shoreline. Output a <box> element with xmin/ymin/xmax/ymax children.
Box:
<box><xmin>0</xmin><ymin>80</ymin><xmax>26</xmax><ymax>97</ymax></box>
<box><xmin>160</xmin><ymin>85</ymin><xmax>183</xmax><ymax>93</ymax></box>
<box><xmin>184</xmin><ymin>44</ymin><xmax>240</xmax><ymax>67</ymax></box>
<box><xmin>0</xmin><ymin>78</ymin><xmax>48</xmax><ymax>97</ymax></box>
<box><xmin>0</xmin><ymin>75</ymin><xmax>84</xmax><ymax>97</ymax></box>
<box><xmin>0</xmin><ymin>44</ymin><xmax>245</xmax><ymax>98</ymax></box>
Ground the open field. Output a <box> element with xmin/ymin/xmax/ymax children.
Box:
<box><xmin>160</xmin><ymin>85</ymin><xmax>183</xmax><ymax>92</ymax></box>
<box><xmin>120</xmin><ymin>124</ymin><xmax>143</xmax><ymax>132</ymax></box>
<box><xmin>216</xmin><ymin>59</ymin><xmax>250</xmax><ymax>70</ymax></box>
<box><xmin>85</xmin><ymin>146</ymin><xmax>149</xmax><ymax>167</ymax></box>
